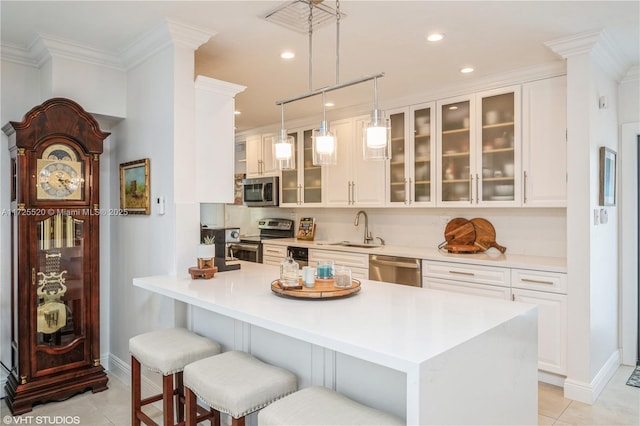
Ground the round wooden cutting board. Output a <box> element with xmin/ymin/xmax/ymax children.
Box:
<box><xmin>470</xmin><ymin>218</ymin><xmax>507</xmax><ymax>253</ymax></box>
<box><xmin>443</xmin><ymin>218</ymin><xmax>476</xmax><ymax>246</ymax></box>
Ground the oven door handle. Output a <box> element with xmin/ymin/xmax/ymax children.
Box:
<box><xmin>229</xmin><ymin>243</ymin><xmax>259</xmax><ymax>252</ymax></box>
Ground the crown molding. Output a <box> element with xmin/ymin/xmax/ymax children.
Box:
<box><xmin>545</xmin><ymin>29</ymin><xmax>629</xmax><ymax>81</ymax></box>
<box><xmin>120</xmin><ymin>18</ymin><xmax>213</xmax><ymax>70</ymax></box>
<box><xmin>195</xmin><ymin>75</ymin><xmax>246</xmax><ymax>97</ymax></box>
<box><xmin>620</xmin><ymin>65</ymin><xmax>640</xmax><ymax>84</ymax></box>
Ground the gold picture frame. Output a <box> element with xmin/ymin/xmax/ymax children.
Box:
<box><xmin>120</xmin><ymin>158</ymin><xmax>150</xmax><ymax>215</ymax></box>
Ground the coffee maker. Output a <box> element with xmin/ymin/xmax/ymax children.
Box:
<box><xmin>201</xmin><ymin>227</ymin><xmax>241</xmax><ymax>272</ymax></box>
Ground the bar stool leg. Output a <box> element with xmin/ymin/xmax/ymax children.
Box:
<box><xmin>175</xmin><ymin>372</ymin><xmax>184</xmax><ymax>423</ymax></box>
<box><xmin>231</xmin><ymin>417</ymin><xmax>245</xmax><ymax>426</ymax></box>
<box><xmin>131</xmin><ymin>355</ymin><xmax>142</xmax><ymax>426</ymax></box>
<box><xmin>163</xmin><ymin>374</ymin><xmax>174</xmax><ymax>426</ymax></box>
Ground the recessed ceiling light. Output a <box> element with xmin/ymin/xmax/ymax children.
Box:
<box><xmin>460</xmin><ymin>67</ymin><xmax>474</xmax><ymax>74</ymax></box>
<box><xmin>234</xmin><ymin>110</ymin><xmax>241</xmax><ymax>115</ymax></box>
<box><xmin>426</xmin><ymin>33</ymin><xmax>444</xmax><ymax>42</ymax></box>
<box><xmin>324</xmin><ymin>102</ymin><xmax>334</xmax><ymax>107</ymax></box>
<box><xmin>448</xmin><ymin>106</ymin><xmax>458</xmax><ymax>110</ymax></box>
<box><xmin>280</xmin><ymin>51</ymin><xmax>295</xmax><ymax>59</ymax></box>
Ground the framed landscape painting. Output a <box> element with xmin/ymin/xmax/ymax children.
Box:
<box><xmin>120</xmin><ymin>158</ymin><xmax>150</xmax><ymax>214</ymax></box>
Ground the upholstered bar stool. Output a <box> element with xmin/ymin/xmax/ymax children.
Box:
<box><xmin>129</xmin><ymin>328</ymin><xmax>222</xmax><ymax>426</ymax></box>
<box><xmin>258</xmin><ymin>386</ymin><xmax>405</xmax><ymax>426</ymax></box>
<box><xmin>183</xmin><ymin>351</ymin><xmax>297</xmax><ymax>426</ymax></box>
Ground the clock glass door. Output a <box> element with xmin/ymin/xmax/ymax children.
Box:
<box><xmin>35</xmin><ymin>213</ymin><xmax>87</xmax><ymax>372</ymax></box>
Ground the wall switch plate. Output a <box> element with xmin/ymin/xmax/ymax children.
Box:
<box><xmin>157</xmin><ymin>196</ymin><xmax>166</xmax><ymax>215</ymax></box>
<box><xmin>599</xmin><ymin>208</ymin><xmax>608</xmax><ymax>224</ymax></box>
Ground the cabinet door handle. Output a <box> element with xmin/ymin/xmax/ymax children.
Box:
<box><xmin>469</xmin><ymin>174</ymin><xmax>473</xmax><ymax>204</ymax></box>
<box><xmin>265</xmin><ymin>249</ymin><xmax>282</xmax><ymax>254</ymax></box>
<box><xmin>523</xmin><ymin>170</ymin><xmax>528</xmax><ymax>204</ymax></box>
<box><xmin>351</xmin><ymin>181</ymin><xmax>355</xmax><ymax>205</ymax></box>
<box><xmin>521</xmin><ymin>278</ymin><xmax>554</xmax><ymax>285</ymax></box>
<box><xmin>475</xmin><ymin>173</ymin><xmax>479</xmax><ymax>204</ymax></box>
<box><xmin>449</xmin><ymin>270</ymin><xmax>474</xmax><ymax>276</ymax></box>
<box><xmin>408</xmin><ymin>177</ymin><xmax>413</xmax><ymax>203</ymax></box>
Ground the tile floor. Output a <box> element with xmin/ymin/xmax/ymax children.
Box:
<box><xmin>1</xmin><ymin>365</ymin><xmax>638</xmax><ymax>425</ymax></box>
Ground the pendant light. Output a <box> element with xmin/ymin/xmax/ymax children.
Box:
<box><xmin>271</xmin><ymin>0</ymin><xmax>386</xmax><ymax>165</ymax></box>
<box><xmin>274</xmin><ymin>103</ymin><xmax>295</xmax><ymax>170</ymax></box>
<box><xmin>312</xmin><ymin>92</ymin><xmax>337</xmax><ymax>166</ymax></box>
<box><xmin>363</xmin><ymin>76</ymin><xmax>390</xmax><ymax>160</ymax></box>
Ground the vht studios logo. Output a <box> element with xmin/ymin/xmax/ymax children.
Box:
<box><xmin>2</xmin><ymin>415</ymin><xmax>81</xmax><ymax>425</ymax></box>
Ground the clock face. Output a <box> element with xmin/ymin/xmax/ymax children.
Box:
<box><xmin>36</xmin><ymin>160</ymin><xmax>83</xmax><ymax>201</ymax></box>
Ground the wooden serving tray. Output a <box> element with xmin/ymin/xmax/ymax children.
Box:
<box><xmin>271</xmin><ymin>278</ymin><xmax>361</xmax><ymax>299</ymax></box>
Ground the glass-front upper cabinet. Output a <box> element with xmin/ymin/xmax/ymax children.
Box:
<box><xmin>477</xmin><ymin>88</ymin><xmax>520</xmax><ymax>205</ymax></box>
<box><xmin>280</xmin><ymin>131</ymin><xmax>299</xmax><ymax>205</ymax></box>
<box><xmin>437</xmin><ymin>86</ymin><xmax>520</xmax><ymax>206</ymax></box>
<box><xmin>438</xmin><ymin>96</ymin><xmax>474</xmax><ymax>204</ymax></box>
<box><xmin>386</xmin><ymin>104</ymin><xmax>436</xmax><ymax>207</ymax></box>
<box><xmin>279</xmin><ymin>128</ymin><xmax>322</xmax><ymax>206</ymax></box>
<box><xmin>411</xmin><ymin>102</ymin><xmax>436</xmax><ymax>206</ymax></box>
<box><xmin>387</xmin><ymin>109</ymin><xmax>408</xmax><ymax>205</ymax></box>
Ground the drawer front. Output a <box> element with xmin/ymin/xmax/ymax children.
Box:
<box><xmin>511</xmin><ymin>269</ymin><xmax>567</xmax><ymax>294</ymax></box>
<box><xmin>262</xmin><ymin>244</ymin><xmax>287</xmax><ymax>260</ymax></box>
<box><xmin>262</xmin><ymin>256</ymin><xmax>283</xmax><ymax>267</ymax></box>
<box><xmin>422</xmin><ymin>260</ymin><xmax>510</xmax><ymax>287</ymax></box>
<box><xmin>425</xmin><ymin>277</ymin><xmax>511</xmax><ymax>300</ymax></box>
<box><xmin>309</xmin><ymin>249</ymin><xmax>369</xmax><ymax>269</ymax></box>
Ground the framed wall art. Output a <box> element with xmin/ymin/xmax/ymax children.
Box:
<box><xmin>599</xmin><ymin>147</ymin><xmax>616</xmax><ymax>206</ymax></box>
<box><xmin>120</xmin><ymin>158</ymin><xmax>150</xmax><ymax>214</ymax></box>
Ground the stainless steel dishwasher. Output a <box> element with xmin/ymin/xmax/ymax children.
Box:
<box><xmin>368</xmin><ymin>254</ymin><xmax>422</xmax><ymax>287</ymax></box>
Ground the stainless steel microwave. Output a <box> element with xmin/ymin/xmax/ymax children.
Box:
<box><xmin>242</xmin><ymin>176</ymin><xmax>279</xmax><ymax>207</ymax></box>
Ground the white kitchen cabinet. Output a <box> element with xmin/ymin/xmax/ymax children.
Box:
<box><xmin>194</xmin><ymin>76</ymin><xmax>246</xmax><ymax>203</ymax></box>
<box><xmin>422</xmin><ymin>260</ymin><xmax>511</xmax><ymax>299</ymax></box>
<box><xmin>522</xmin><ymin>76</ymin><xmax>567</xmax><ymax>207</ymax></box>
<box><xmin>437</xmin><ymin>86</ymin><xmax>521</xmax><ymax>207</ymax></box>
<box><xmin>309</xmin><ymin>249</ymin><xmax>369</xmax><ymax>280</ymax></box>
<box><xmin>246</xmin><ymin>133</ymin><xmax>277</xmax><ymax>177</ymax></box>
<box><xmin>323</xmin><ymin>117</ymin><xmax>386</xmax><ymax>207</ymax></box>
<box><xmin>262</xmin><ymin>243</ymin><xmax>288</xmax><ymax>266</ymax></box>
<box><xmin>280</xmin><ymin>128</ymin><xmax>323</xmax><ymax>206</ymax></box>
<box><xmin>387</xmin><ymin>104</ymin><xmax>436</xmax><ymax>207</ymax></box>
<box><xmin>512</xmin><ymin>268</ymin><xmax>568</xmax><ymax>375</ymax></box>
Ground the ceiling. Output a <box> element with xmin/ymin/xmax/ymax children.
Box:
<box><xmin>2</xmin><ymin>1</ymin><xmax>639</xmax><ymax>132</ymax></box>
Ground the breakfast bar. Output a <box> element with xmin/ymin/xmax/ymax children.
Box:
<box><xmin>134</xmin><ymin>261</ymin><xmax>538</xmax><ymax>425</ymax></box>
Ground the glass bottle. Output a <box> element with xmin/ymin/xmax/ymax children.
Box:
<box><xmin>280</xmin><ymin>253</ymin><xmax>299</xmax><ymax>287</ymax></box>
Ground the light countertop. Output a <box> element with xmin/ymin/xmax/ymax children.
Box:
<box><xmin>262</xmin><ymin>238</ymin><xmax>567</xmax><ymax>273</ymax></box>
<box><xmin>134</xmin><ymin>261</ymin><xmax>537</xmax><ymax>373</ymax></box>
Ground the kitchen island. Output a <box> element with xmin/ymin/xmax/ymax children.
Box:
<box><xmin>134</xmin><ymin>262</ymin><xmax>538</xmax><ymax>425</ymax></box>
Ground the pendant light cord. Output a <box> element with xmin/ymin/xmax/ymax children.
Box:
<box><xmin>308</xmin><ymin>1</ymin><xmax>313</xmax><ymax>92</ymax></box>
<box><xmin>335</xmin><ymin>0</ymin><xmax>340</xmax><ymax>84</ymax></box>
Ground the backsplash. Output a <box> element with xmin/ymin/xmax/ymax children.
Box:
<box><xmin>201</xmin><ymin>204</ymin><xmax>566</xmax><ymax>258</ymax></box>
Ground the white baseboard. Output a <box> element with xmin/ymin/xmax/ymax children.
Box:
<box><xmin>538</xmin><ymin>370</ymin><xmax>566</xmax><ymax>387</ymax></box>
<box><xmin>564</xmin><ymin>350</ymin><xmax>620</xmax><ymax>404</ymax></box>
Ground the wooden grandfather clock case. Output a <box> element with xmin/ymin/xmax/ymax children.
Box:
<box><xmin>3</xmin><ymin>98</ymin><xmax>109</xmax><ymax>414</ymax></box>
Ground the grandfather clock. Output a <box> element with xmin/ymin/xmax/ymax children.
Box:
<box><xmin>3</xmin><ymin>98</ymin><xmax>109</xmax><ymax>414</ymax></box>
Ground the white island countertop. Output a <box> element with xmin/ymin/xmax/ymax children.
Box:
<box><xmin>134</xmin><ymin>262</ymin><xmax>539</xmax><ymax>424</ymax></box>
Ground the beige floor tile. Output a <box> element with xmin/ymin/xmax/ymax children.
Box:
<box><xmin>538</xmin><ymin>414</ymin><xmax>556</xmax><ymax>424</ymax></box>
<box><xmin>538</xmin><ymin>381</ymin><xmax>572</xmax><ymax>419</ymax></box>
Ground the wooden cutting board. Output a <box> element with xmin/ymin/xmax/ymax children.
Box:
<box><xmin>443</xmin><ymin>218</ymin><xmax>476</xmax><ymax>246</ymax></box>
<box><xmin>471</xmin><ymin>218</ymin><xmax>507</xmax><ymax>253</ymax></box>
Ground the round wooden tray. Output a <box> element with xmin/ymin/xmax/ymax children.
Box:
<box><xmin>271</xmin><ymin>278</ymin><xmax>361</xmax><ymax>300</ymax></box>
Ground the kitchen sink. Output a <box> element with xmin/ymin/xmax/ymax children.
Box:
<box><xmin>329</xmin><ymin>241</ymin><xmax>382</xmax><ymax>249</ymax></box>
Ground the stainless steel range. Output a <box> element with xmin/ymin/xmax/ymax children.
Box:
<box><xmin>229</xmin><ymin>218</ymin><xmax>295</xmax><ymax>263</ymax></box>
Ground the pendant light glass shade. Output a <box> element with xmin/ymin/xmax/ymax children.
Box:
<box><xmin>312</xmin><ymin>120</ymin><xmax>337</xmax><ymax>165</ymax></box>
<box><xmin>363</xmin><ymin>77</ymin><xmax>390</xmax><ymax>160</ymax></box>
<box><xmin>363</xmin><ymin>109</ymin><xmax>390</xmax><ymax>160</ymax></box>
<box><xmin>274</xmin><ymin>104</ymin><xmax>295</xmax><ymax>170</ymax></box>
<box><xmin>274</xmin><ymin>129</ymin><xmax>296</xmax><ymax>170</ymax></box>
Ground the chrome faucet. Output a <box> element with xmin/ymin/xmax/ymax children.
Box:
<box><xmin>354</xmin><ymin>210</ymin><xmax>374</xmax><ymax>244</ymax></box>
